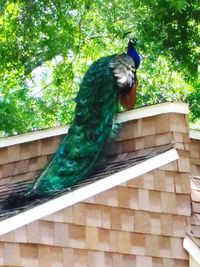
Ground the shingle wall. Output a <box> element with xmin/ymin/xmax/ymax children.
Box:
<box><xmin>190</xmin><ymin>138</ymin><xmax>200</xmax><ymax>178</ymax></box>
<box><xmin>188</xmin><ymin>137</ymin><xmax>200</xmax><ymax>239</ymax></box>
<box><xmin>0</xmin><ymin>112</ymin><xmax>191</xmax><ymax>267</ymax></box>
<box><xmin>0</xmin><ymin>136</ymin><xmax>62</xmax><ymax>187</ymax></box>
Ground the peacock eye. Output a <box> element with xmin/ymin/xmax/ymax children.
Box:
<box><xmin>67</xmin><ymin>160</ymin><xmax>74</xmax><ymax>167</ymax></box>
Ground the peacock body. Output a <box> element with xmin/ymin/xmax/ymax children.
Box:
<box><xmin>31</xmin><ymin>55</ymin><xmax>119</xmax><ymax>195</ymax></box>
<box><xmin>4</xmin><ymin>39</ymin><xmax>140</xmax><ymax>207</ymax></box>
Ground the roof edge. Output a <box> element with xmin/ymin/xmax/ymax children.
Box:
<box><xmin>0</xmin><ymin>148</ymin><xmax>179</xmax><ymax>236</ymax></box>
<box><xmin>0</xmin><ymin>125</ymin><xmax>70</xmax><ymax>148</ymax></box>
<box><xmin>117</xmin><ymin>102</ymin><xmax>189</xmax><ymax>124</ymax></box>
<box><xmin>0</xmin><ymin>102</ymin><xmax>189</xmax><ymax>148</ymax></box>
<box><xmin>183</xmin><ymin>236</ymin><xmax>200</xmax><ymax>264</ymax></box>
<box><xmin>190</xmin><ymin>129</ymin><xmax>200</xmax><ymax>141</ymax></box>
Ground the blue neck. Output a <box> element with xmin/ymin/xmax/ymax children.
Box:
<box><xmin>127</xmin><ymin>46</ymin><xmax>140</xmax><ymax>69</ymax></box>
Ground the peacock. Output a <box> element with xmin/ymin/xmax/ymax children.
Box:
<box><xmin>4</xmin><ymin>38</ymin><xmax>141</xmax><ymax>208</ymax></box>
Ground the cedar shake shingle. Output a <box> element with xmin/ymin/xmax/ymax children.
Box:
<box><xmin>39</xmin><ymin>221</ymin><xmax>54</xmax><ymax>245</ymax></box>
<box><xmin>29</xmin><ymin>156</ymin><xmax>48</xmax><ymax>172</ymax></box>
<box><xmin>27</xmin><ymin>221</ymin><xmax>40</xmax><ymax>244</ymax></box>
<box><xmin>98</xmin><ymin>228</ymin><xmax>110</xmax><ymax>251</ymax></box>
<box><xmin>8</xmin><ymin>145</ymin><xmax>21</xmax><ymax>163</ymax></box>
<box><xmin>69</xmin><ymin>225</ymin><xmax>86</xmax><ymax>249</ymax></box>
<box><xmin>4</xmin><ymin>243</ymin><xmax>21</xmax><ymax>266</ymax></box>
<box><xmin>0</xmin><ymin>163</ymin><xmax>14</xmax><ymax>178</ymax></box>
<box><xmin>86</xmin><ymin>227</ymin><xmax>99</xmax><ymax>250</ymax></box>
<box><xmin>62</xmin><ymin>247</ymin><xmax>74</xmax><ymax>267</ymax></box>
<box><xmin>119</xmin><ymin>231</ymin><xmax>133</xmax><ymax>254</ymax></box>
<box><xmin>155</xmin><ymin>114</ymin><xmax>170</xmax><ymax>134</ymax></box>
<box><xmin>134</xmin><ymin>210</ymin><xmax>150</xmax><ymax>233</ymax></box>
<box><xmin>156</xmin><ymin>132</ymin><xmax>172</xmax><ymax>146</ymax></box>
<box><xmin>73</xmin><ymin>203</ymin><xmax>87</xmax><ymax>225</ymax></box>
<box><xmin>176</xmin><ymin>194</ymin><xmax>191</xmax><ymax>216</ymax></box>
<box><xmin>169</xmin><ymin>114</ymin><xmax>188</xmax><ymax>133</ymax></box>
<box><xmin>149</xmin><ymin>191</ymin><xmax>161</xmax><ymax>212</ymax></box>
<box><xmin>38</xmin><ymin>246</ymin><xmax>52</xmax><ymax>267</ymax></box>
<box><xmin>14</xmin><ymin>225</ymin><xmax>27</xmax><ymax>243</ymax></box>
<box><xmin>121</xmin><ymin>209</ymin><xmax>134</xmax><ymax>232</ymax></box>
<box><xmin>110</xmin><ymin>207</ymin><xmax>121</xmax><ymax>230</ymax></box>
<box><xmin>174</xmin><ymin>173</ymin><xmax>191</xmax><ymax>194</ymax></box>
<box><xmin>170</xmin><ymin>237</ymin><xmax>188</xmax><ymax>259</ymax></box>
<box><xmin>20</xmin><ymin>243</ymin><xmax>39</xmax><ymax>267</ymax></box>
<box><xmin>53</xmin><ymin>222</ymin><xmax>69</xmax><ymax>247</ymax></box>
<box><xmin>74</xmin><ymin>249</ymin><xmax>88</xmax><ymax>267</ymax></box>
<box><xmin>0</xmin><ymin>147</ymin><xmax>8</xmax><ymax>165</ymax></box>
<box><xmin>20</xmin><ymin>141</ymin><xmax>42</xmax><ymax>160</ymax></box>
<box><xmin>150</xmin><ymin>213</ymin><xmax>161</xmax><ymax>235</ymax></box>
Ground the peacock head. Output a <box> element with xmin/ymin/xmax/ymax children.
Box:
<box><xmin>127</xmin><ymin>38</ymin><xmax>141</xmax><ymax>69</ymax></box>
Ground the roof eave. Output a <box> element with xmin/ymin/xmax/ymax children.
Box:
<box><xmin>117</xmin><ymin>102</ymin><xmax>189</xmax><ymax>123</ymax></box>
<box><xmin>183</xmin><ymin>236</ymin><xmax>200</xmax><ymax>264</ymax></box>
<box><xmin>190</xmin><ymin>129</ymin><xmax>200</xmax><ymax>141</ymax></box>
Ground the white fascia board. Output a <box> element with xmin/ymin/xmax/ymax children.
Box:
<box><xmin>0</xmin><ymin>102</ymin><xmax>188</xmax><ymax>148</ymax></box>
<box><xmin>190</xmin><ymin>129</ymin><xmax>200</xmax><ymax>141</ymax></box>
<box><xmin>117</xmin><ymin>102</ymin><xmax>189</xmax><ymax>124</ymax></box>
<box><xmin>0</xmin><ymin>148</ymin><xmax>178</xmax><ymax>236</ymax></box>
<box><xmin>0</xmin><ymin>125</ymin><xmax>69</xmax><ymax>148</ymax></box>
<box><xmin>183</xmin><ymin>236</ymin><xmax>200</xmax><ymax>265</ymax></box>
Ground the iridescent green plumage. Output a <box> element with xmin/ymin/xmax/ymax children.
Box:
<box><xmin>3</xmin><ymin>41</ymin><xmax>141</xmax><ymax>208</ymax></box>
<box><xmin>30</xmin><ymin>55</ymin><xmax>119</xmax><ymax>195</ymax></box>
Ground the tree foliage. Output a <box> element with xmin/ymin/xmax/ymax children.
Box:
<box><xmin>0</xmin><ymin>0</ymin><xmax>199</xmax><ymax>135</ymax></box>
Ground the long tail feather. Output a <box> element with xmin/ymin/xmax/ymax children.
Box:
<box><xmin>3</xmin><ymin>48</ymin><xmax>141</xmax><ymax>209</ymax></box>
<box><xmin>3</xmin><ymin>55</ymin><xmax>119</xmax><ymax>209</ymax></box>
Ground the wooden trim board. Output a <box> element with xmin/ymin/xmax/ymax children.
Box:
<box><xmin>184</xmin><ymin>236</ymin><xmax>200</xmax><ymax>265</ymax></box>
<box><xmin>190</xmin><ymin>129</ymin><xmax>200</xmax><ymax>141</ymax></box>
